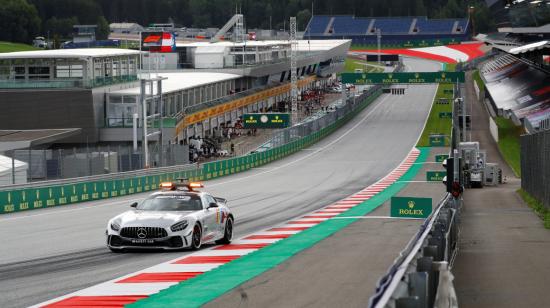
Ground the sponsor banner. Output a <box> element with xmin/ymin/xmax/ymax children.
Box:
<box><xmin>341</xmin><ymin>72</ymin><xmax>465</xmax><ymax>84</ymax></box>
<box><xmin>391</xmin><ymin>196</ymin><xmax>432</xmax><ymax>219</ymax></box>
<box><xmin>435</xmin><ymin>154</ymin><xmax>449</xmax><ymax>163</ymax></box>
<box><xmin>243</xmin><ymin>113</ymin><xmax>290</xmax><ymax>129</ymax></box>
<box><xmin>426</xmin><ymin>171</ymin><xmax>446</xmax><ymax>182</ymax></box>
<box><xmin>429</xmin><ymin>135</ymin><xmax>446</xmax><ymax>147</ymax></box>
<box><xmin>141</xmin><ymin>31</ymin><xmax>176</xmax><ymax>52</ymax></box>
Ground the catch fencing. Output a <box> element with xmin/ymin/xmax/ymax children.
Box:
<box><xmin>0</xmin><ymin>87</ymin><xmax>383</xmax><ymax>214</ymax></box>
<box><xmin>521</xmin><ymin>128</ymin><xmax>550</xmax><ymax>209</ymax></box>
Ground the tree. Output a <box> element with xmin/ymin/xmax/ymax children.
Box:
<box><xmin>96</xmin><ymin>15</ymin><xmax>109</xmax><ymax>40</ymax></box>
<box><xmin>0</xmin><ymin>0</ymin><xmax>41</xmax><ymax>43</ymax></box>
<box><xmin>414</xmin><ymin>0</ymin><xmax>427</xmax><ymax>16</ymax></box>
<box><xmin>470</xmin><ymin>1</ymin><xmax>495</xmax><ymax>34</ymax></box>
<box><xmin>44</xmin><ymin>16</ymin><xmax>79</xmax><ymax>38</ymax></box>
<box><xmin>296</xmin><ymin>9</ymin><xmax>311</xmax><ymax>31</ymax></box>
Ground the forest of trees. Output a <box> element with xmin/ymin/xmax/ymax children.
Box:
<box><xmin>0</xmin><ymin>0</ymin><xmax>495</xmax><ymax>44</ymax></box>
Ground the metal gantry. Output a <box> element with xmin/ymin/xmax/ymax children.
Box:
<box><xmin>290</xmin><ymin>16</ymin><xmax>298</xmax><ymax>126</ymax></box>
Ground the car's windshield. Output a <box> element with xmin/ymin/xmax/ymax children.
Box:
<box><xmin>137</xmin><ymin>194</ymin><xmax>203</xmax><ymax>211</ymax></box>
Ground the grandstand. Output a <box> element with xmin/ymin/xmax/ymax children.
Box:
<box><xmin>304</xmin><ymin>15</ymin><xmax>470</xmax><ymax>46</ymax></box>
<box><xmin>478</xmin><ymin>40</ymin><xmax>550</xmax><ymax>131</ymax></box>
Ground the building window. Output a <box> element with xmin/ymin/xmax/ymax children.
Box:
<box><xmin>56</xmin><ymin>64</ymin><xmax>83</xmax><ymax>78</ymax></box>
<box><xmin>113</xmin><ymin>61</ymin><xmax>120</xmax><ymax>77</ymax></box>
<box><xmin>28</xmin><ymin>66</ymin><xmax>50</xmax><ymax>79</ymax></box>
<box><xmin>94</xmin><ymin>59</ymin><xmax>103</xmax><ymax>79</ymax></box>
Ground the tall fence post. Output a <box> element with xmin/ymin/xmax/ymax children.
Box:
<box><xmin>11</xmin><ymin>150</ymin><xmax>15</xmax><ymax>185</ymax></box>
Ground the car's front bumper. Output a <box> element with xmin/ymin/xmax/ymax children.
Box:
<box><xmin>107</xmin><ymin>233</ymin><xmax>193</xmax><ymax>250</ymax></box>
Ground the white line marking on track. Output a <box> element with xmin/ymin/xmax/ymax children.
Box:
<box><xmin>396</xmin><ymin>180</ymin><xmax>433</xmax><ymax>183</ymax></box>
<box><xmin>331</xmin><ymin>216</ymin><xmax>424</xmax><ymax>220</ymax></box>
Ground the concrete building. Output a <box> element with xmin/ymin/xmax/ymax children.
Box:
<box><xmin>0</xmin><ymin>39</ymin><xmax>350</xmax><ymax>145</ymax></box>
<box><xmin>110</xmin><ymin>23</ymin><xmax>144</xmax><ymax>34</ymax></box>
<box><xmin>0</xmin><ymin>49</ymin><xmax>141</xmax><ymax>143</ymax></box>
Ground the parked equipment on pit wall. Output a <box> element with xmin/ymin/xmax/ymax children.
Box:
<box><xmin>458</xmin><ymin>142</ymin><xmax>500</xmax><ymax>188</ymax></box>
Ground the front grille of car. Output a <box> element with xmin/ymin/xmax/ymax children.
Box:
<box><xmin>120</xmin><ymin>227</ymin><xmax>168</xmax><ymax>239</ymax></box>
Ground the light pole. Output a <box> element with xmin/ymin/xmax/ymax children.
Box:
<box><xmin>376</xmin><ymin>28</ymin><xmax>382</xmax><ymax>65</ymax></box>
<box><xmin>469</xmin><ymin>6</ymin><xmax>476</xmax><ymax>37</ymax></box>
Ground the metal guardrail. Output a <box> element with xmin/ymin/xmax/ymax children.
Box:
<box><xmin>0</xmin><ymin>163</ymin><xmax>198</xmax><ymax>191</ymax></box>
<box><xmin>369</xmin><ymin>193</ymin><xmax>461</xmax><ymax>308</ymax></box>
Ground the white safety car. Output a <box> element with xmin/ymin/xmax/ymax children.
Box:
<box><xmin>106</xmin><ymin>179</ymin><xmax>234</xmax><ymax>252</ymax></box>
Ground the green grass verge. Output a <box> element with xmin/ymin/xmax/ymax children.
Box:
<box><xmin>0</xmin><ymin>41</ymin><xmax>37</xmax><ymax>53</ymax></box>
<box><xmin>494</xmin><ymin>117</ymin><xmax>522</xmax><ymax>177</ymax></box>
<box><xmin>517</xmin><ymin>189</ymin><xmax>550</xmax><ymax>229</ymax></box>
<box><xmin>472</xmin><ymin>70</ymin><xmax>484</xmax><ymax>89</ymax></box>
<box><xmin>445</xmin><ymin>63</ymin><xmax>457</xmax><ymax>72</ymax></box>
<box><xmin>342</xmin><ymin>57</ymin><xmax>383</xmax><ymax>74</ymax></box>
<box><xmin>417</xmin><ymin>83</ymin><xmax>454</xmax><ymax>147</ymax></box>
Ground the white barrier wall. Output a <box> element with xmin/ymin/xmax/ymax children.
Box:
<box><xmin>489</xmin><ymin>117</ymin><xmax>499</xmax><ymax>143</ymax></box>
<box><xmin>474</xmin><ymin>80</ymin><xmax>480</xmax><ymax>100</ymax></box>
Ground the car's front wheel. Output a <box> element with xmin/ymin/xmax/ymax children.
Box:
<box><xmin>216</xmin><ymin>217</ymin><xmax>233</xmax><ymax>245</ymax></box>
<box><xmin>190</xmin><ymin>224</ymin><xmax>202</xmax><ymax>250</ymax></box>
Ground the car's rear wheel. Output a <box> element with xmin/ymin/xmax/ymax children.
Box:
<box><xmin>216</xmin><ymin>217</ymin><xmax>233</xmax><ymax>245</ymax></box>
<box><xmin>190</xmin><ymin>224</ymin><xmax>202</xmax><ymax>250</ymax></box>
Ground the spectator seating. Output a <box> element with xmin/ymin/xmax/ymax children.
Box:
<box><xmin>414</xmin><ymin>17</ymin><xmax>456</xmax><ymax>34</ymax></box>
<box><xmin>373</xmin><ymin>18</ymin><xmax>413</xmax><ymax>34</ymax></box>
<box><xmin>305</xmin><ymin>15</ymin><xmax>469</xmax><ymax>36</ymax></box>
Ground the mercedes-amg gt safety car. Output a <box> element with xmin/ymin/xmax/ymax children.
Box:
<box><xmin>106</xmin><ymin>180</ymin><xmax>233</xmax><ymax>251</ymax></box>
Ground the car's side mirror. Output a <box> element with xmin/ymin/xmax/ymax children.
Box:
<box><xmin>208</xmin><ymin>202</ymin><xmax>218</xmax><ymax>209</ymax></box>
<box><xmin>130</xmin><ymin>202</ymin><xmax>138</xmax><ymax>208</ymax></box>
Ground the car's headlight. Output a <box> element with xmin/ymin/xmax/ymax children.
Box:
<box><xmin>110</xmin><ymin>219</ymin><xmax>121</xmax><ymax>231</ymax></box>
<box><xmin>170</xmin><ymin>220</ymin><xmax>189</xmax><ymax>232</ymax></box>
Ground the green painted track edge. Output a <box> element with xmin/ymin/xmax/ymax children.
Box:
<box><xmin>127</xmin><ymin>147</ymin><xmax>431</xmax><ymax>308</ymax></box>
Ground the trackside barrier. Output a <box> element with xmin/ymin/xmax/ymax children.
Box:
<box><xmin>0</xmin><ymin>88</ymin><xmax>383</xmax><ymax>215</ymax></box>
<box><xmin>368</xmin><ymin>193</ymin><xmax>462</xmax><ymax>308</ymax></box>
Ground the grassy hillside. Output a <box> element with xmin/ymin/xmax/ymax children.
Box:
<box><xmin>494</xmin><ymin>117</ymin><xmax>523</xmax><ymax>176</ymax></box>
<box><xmin>417</xmin><ymin>83</ymin><xmax>454</xmax><ymax>147</ymax></box>
<box><xmin>0</xmin><ymin>41</ymin><xmax>38</xmax><ymax>53</ymax></box>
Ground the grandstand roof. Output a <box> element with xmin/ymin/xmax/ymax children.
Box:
<box><xmin>509</xmin><ymin>40</ymin><xmax>550</xmax><ymax>54</ymax></box>
<box><xmin>177</xmin><ymin>41</ymin><xmax>289</xmax><ymax>48</ymax></box>
<box><xmin>110</xmin><ymin>23</ymin><xmax>143</xmax><ymax>29</ymax></box>
<box><xmin>0</xmin><ymin>129</ymin><xmax>82</xmax><ymax>152</ymax></box>
<box><xmin>498</xmin><ymin>24</ymin><xmax>550</xmax><ymax>34</ymax></box>
<box><xmin>110</xmin><ymin>72</ymin><xmax>241</xmax><ymax>96</ymax></box>
<box><xmin>177</xmin><ymin>39</ymin><xmax>348</xmax><ymax>52</ymax></box>
<box><xmin>0</xmin><ymin>48</ymin><xmax>140</xmax><ymax>60</ymax></box>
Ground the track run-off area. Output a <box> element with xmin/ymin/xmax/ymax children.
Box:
<box><xmin>0</xmin><ymin>57</ymin><xmax>440</xmax><ymax>308</ymax></box>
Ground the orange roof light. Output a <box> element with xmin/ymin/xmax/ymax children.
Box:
<box><xmin>189</xmin><ymin>182</ymin><xmax>204</xmax><ymax>189</ymax></box>
<box><xmin>160</xmin><ymin>182</ymin><xmax>175</xmax><ymax>190</ymax></box>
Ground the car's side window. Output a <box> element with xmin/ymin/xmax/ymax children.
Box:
<box><xmin>204</xmin><ymin>195</ymin><xmax>216</xmax><ymax>207</ymax></box>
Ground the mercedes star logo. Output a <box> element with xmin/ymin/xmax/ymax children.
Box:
<box><xmin>137</xmin><ymin>227</ymin><xmax>147</xmax><ymax>239</ymax></box>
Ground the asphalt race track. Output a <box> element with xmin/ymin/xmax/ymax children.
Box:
<box><xmin>0</xmin><ymin>58</ymin><xmax>440</xmax><ymax>308</ymax></box>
